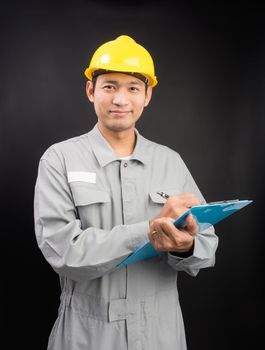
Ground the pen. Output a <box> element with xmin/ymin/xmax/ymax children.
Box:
<box><xmin>157</xmin><ymin>192</ymin><xmax>239</xmax><ymax>205</ymax></box>
<box><xmin>157</xmin><ymin>191</ymin><xmax>170</xmax><ymax>199</ymax></box>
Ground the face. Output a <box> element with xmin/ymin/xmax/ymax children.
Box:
<box><xmin>86</xmin><ymin>72</ymin><xmax>152</xmax><ymax>134</ymax></box>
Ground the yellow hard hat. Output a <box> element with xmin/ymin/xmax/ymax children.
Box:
<box><xmin>84</xmin><ymin>35</ymin><xmax>158</xmax><ymax>87</ymax></box>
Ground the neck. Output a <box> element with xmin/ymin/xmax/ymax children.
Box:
<box><xmin>97</xmin><ymin>124</ymin><xmax>136</xmax><ymax>157</ymax></box>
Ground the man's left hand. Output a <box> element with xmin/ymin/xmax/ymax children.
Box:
<box><xmin>148</xmin><ymin>214</ymin><xmax>198</xmax><ymax>253</ymax></box>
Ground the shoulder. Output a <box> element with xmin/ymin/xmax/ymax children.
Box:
<box><xmin>140</xmin><ymin>134</ymin><xmax>182</xmax><ymax>161</ymax></box>
<box><xmin>40</xmin><ymin>133</ymin><xmax>89</xmax><ymax>164</ymax></box>
<box><xmin>138</xmin><ymin>134</ymin><xmax>190</xmax><ymax>176</ymax></box>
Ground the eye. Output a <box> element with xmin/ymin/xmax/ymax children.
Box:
<box><xmin>102</xmin><ymin>84</ymin><xmax>115</xmax><ymax>91</ymax></box>
<box><xmin>129</xmin><ymin>86</ymin><xmax>140</xmax><ymax>92</ymax></box>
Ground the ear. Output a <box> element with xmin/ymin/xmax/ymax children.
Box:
<box><xmin>86</xmin><ymin>81</ymin><xmax>94</xmax><ymax>102</ymax></box>
<box><xmin>144</xmin><ymin>87</ymin><xmax>153</xmax><ymax>107</ymax></box>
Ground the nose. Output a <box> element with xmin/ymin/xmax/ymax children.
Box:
<box><xmin>112</xmin><ymin>89</ymin><xmax>128</xmax><ymax>106</ymax></box>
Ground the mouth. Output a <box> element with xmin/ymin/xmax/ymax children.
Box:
<box><xmin>109</xmin><ymin>110</ymin><xmax>131</xmax><ymax>117</ymax></box>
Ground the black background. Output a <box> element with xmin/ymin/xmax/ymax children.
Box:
<box><xmin>1</xmin><ymin>1</ymin><xmax>264</xmax><ymax>349</ymax></box>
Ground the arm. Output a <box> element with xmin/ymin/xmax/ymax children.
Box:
<box><xmin>34</xmin><ymin>151</ymin><xmax>149</xmax><ymax>282</ymax></box>
<box><xmin>148</xmin><ymin>154</ymin><xmax>219</xmax><ymax>276</ymax></box>
<box><xmin>167</xmin><ymin>225</ymin><xmax>218</xmax><ymax>276</ymax></box>
<box><xmin>149</xmin><ymin>213</ymin><xmax>218</xmax><ymax>276</ymax></box>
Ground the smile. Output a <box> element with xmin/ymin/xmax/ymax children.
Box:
<box><xmin>109</xmin><ymin>110</ymin><xmax>131</xmax><ymax>117</ymax></box>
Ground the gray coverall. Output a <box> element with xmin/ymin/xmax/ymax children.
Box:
<box><xmin>34</xmin><ymin>124</ymin><xmax>218</xmax><ymax>350</ymax></box>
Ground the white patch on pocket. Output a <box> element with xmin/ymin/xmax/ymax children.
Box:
<box><xmin>67</xmin><ymin>172</ymin><xmax>96</xmax><ymax>184</ymax></box>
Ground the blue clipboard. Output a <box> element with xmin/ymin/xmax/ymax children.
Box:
<box><xmin>117</xmin><ymin>199</ymin><xmax>253</xmax><ymax>268</ymax></box>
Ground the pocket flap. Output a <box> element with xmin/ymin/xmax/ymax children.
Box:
<box><xmin>70</xmin><ymin>184</ymin><xmax>110</xmax><ymax>206</ymax></box>
<box><xmin>149</xmin><ymin>192</ymin><xmax>166</xmax><ymax>204</ymax></box>
<box><xmin>149</xmin><ymin>188</ymin><xmax>182</xmax><ymax>204</ymax></box>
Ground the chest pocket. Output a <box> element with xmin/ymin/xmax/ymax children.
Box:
<box><xmin>148</xmin><ymin>191</ymin><xmax>166</xmax><ymax>218</ymax></box>
<box><xmin>149</xmin><ymin>188</ymin><xmax>183</xmax><ymax>204</ymax></box>
<box><xmin>70</xmin><ymin>183</ymin><xmax>111</xmax><ymax>229</ymax></box>
<box><xmin>148</xmin><ymin>188</ymin><xmax>182</xmax><ymax>218</ymax></box>
<box><xmin>149</xmin><ymin>192</ymin><xmax>167</xmax><ymax>205</ymax></box>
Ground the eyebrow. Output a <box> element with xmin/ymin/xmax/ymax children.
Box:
<box><xmin>101</xmin><ymin>79</ymin><xmax>142</xmax><ymax>86</ymax></box>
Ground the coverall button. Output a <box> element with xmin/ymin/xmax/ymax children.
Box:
<box><xmin>123</xmin><ymin>162</ymin><xmax>128</xmax><ymax>167</ymax></box>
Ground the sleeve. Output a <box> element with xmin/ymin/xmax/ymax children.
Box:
<box><xmin>166</xmin><ymin>154</ymin><xmax>219</xmax><ymax>276</ymax></box>
<box><xmin>167</xmin><ymin>226</ymin><xmax>218</xmax><ymax>276</ymax></box>
<box><xmin>34</xmin><ymin>149</ymin><xmax>149</xmax><ymax>282</ymax></box>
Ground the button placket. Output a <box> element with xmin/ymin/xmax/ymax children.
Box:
<box><xmin>120</xmin><ymin>160</ymin><xmax>134</xmax><ymax>224</ymax></box>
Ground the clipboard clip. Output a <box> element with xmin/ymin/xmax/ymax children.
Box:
<box><xmin>208</xmin><ymin>199</ymin><xmax>239</xmax><ymax>205</ymax></box>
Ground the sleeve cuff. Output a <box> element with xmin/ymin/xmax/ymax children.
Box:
<box><xmin>129</xmin><ymin>221</ymin><xmax>150</xmax><ymax>250</ymax></box>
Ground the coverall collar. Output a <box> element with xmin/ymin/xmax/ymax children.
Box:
<box><xmin>88</xmin><ymin>124</ymin><xmax>150</xmax><ymax>167</ymax></box>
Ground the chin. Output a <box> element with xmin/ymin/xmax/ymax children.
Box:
<box><xmin>107</xmin><ymin>121</ymin><xmax>135</xmax><ymax>132</ymax></box>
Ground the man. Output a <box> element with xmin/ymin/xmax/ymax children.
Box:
<box><xmin>34</xmin><ymin>35</ymin><xmax>218</xmax><ymax>350</ymax></box>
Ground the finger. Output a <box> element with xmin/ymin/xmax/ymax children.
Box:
<box><xmin>157</xmin><ymin>223</ymin><xmax>193</xmax><ymax>252</ymax></box>
<box><xmin>170</xmin><ymin>193</ymin><xmax>200</xmax><ymax>208</ymax></box>
<box><xmin>180</xmin><ymin>193</ymin><xmax>200</xmax><ymax>207</ymax></box>
<box><xmin>149</xmin><ymin>222</ymin><xmax>164</xmax><ymax>246</ymax></box>
<box><xmin>184</xmin><ymin>214</ymin><xmax>198</xmax><ymax>236</ymax></box>
<box><xmin>159</xmin><ymin>218</ymin><xmax>181</xmax><ymax>242</ymax></box>
<box><xmin>149</xmin><ymin>230</ymin><xmax>160</xmax><ymax>249</ymax></box>
<box><xmin>150</xmin><ymin>220</ymin><xmax>174</xmax><ymax>248</ymax></box>
<box><xmin>153</xmin><ymin>231</ymin><xmax>175</xmax><ymax>251</ymax></box>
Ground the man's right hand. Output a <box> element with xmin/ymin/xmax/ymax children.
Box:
<box><xmin>152</xmin><ymin>193</ymin><xmax>200</xmax><ymax>222</ymax></box>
